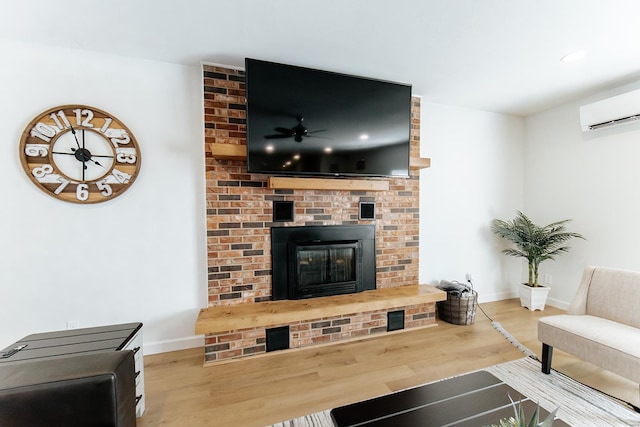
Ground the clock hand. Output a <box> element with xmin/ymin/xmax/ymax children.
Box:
<box><xmin>59</xmin><ymin>129</ymin><xmax>113</xmax><ymax>169</ymax></box>
<box><xmin>67</xmin><ymin>130</ymin><xmax>89</xmax><ymax>181</ymax></box>
<box><xmin>78</xmin><ymin>152</ymin><xmax>106</xmax><ymax>168</ymax></box>
<box><xmin>55</xmin><ymin>149</ymin><xmax>109</xmax><ymax>169</ymax></box>
<box><xmin>69</xmin><ymin>125</ymin><xmax>82</xmax><ymax>149</ymax></box>
<box><xmin>89</xmin><ymin>153</ymin><xmax>114</xmax><ymax>168</ymax></box>
<box><xmin>64</xmin><ymin>147</ymin><xmax>109</xmax><ymax>168</ymax></box>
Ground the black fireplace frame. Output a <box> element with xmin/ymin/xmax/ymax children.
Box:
<box><xmin>271</xmin><ymin>225</ymin><xmax>376</xmax><ymax>300</ymax></box>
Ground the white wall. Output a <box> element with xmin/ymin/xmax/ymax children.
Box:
<box><xmin>0</xmin><ymin>38</ymin><xmax>531</xmax><ymax>354</ymax></box>
<box><xmin>419</xmin><ymin>102</ymin><xmax>525</xmax><ymax>302</ymax></box>
<box><xmin>524</xmin><ymin>80</ymin><xmax>640</xmax><ymax>308</ymax></box>
<box><xmin>0</xmin><ymin>39</ymin><xmax>207</xmax><ymax>354</ymax></box>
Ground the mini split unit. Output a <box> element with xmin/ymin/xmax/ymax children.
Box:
<box><xmin>580</xmin><ymin>88</ymin><xmax>640</xmax><ymax>132</ymax></box>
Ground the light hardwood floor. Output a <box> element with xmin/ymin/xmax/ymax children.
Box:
<box><xmin>137</xmin><ymin>299</ymin><xmax>639</xmax><ymax>426</ymax></box>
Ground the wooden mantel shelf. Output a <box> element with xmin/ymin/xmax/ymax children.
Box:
<box><xmin>209</xmin><ymin>143</ymin><xmax>246</xmax><ymax>160</ymax></box>
<box><xmin>209</xmin><ymin>143</ymin><xmax>431</xmax><ymax>169</ymax></box>
<box><xmin>410</xmin><ymin>157</ymin><xmax>431</xmax><ymax>169</ymax></box>
<box><xmin>268</xmin><ymin>176</ymin><xmax>390</xmax><ymax>192</ymax></box>
<box><xmin>195</xmin><ymin>284</ymin><xmax>447</xmax><ymax>335</ymax></box>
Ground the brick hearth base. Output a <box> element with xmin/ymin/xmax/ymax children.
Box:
<box><xmin>196</xmin><ymin>284</ymin><xmax>446</xmax><ymax>365</ymax></box>
<box><xmin>203</xmin><ymin>303</ymin><xmax>435</xmax><ymax>363</ymax></box>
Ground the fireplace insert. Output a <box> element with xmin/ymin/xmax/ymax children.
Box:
<box><xmin>271</xmin><ymin>225</ymin><xmax>376</xmax><ymax>300</ymax></box>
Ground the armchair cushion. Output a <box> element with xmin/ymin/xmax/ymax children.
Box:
<box><xmin>539</xmin><ymin>314</ymin><xmax>640</xmax><ymax>383</ymax></box>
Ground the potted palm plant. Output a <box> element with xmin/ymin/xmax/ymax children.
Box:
<box><xmin>491</xmin><ymin>211</ymin><xmax>584</xmax><ymax>310</ymax></box>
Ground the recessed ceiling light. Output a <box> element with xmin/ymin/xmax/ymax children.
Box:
<box><xmin>324</xmin><ymin>147</ymin><xmax>332</xmax><ymax>153</ymax></box>
<box><xmin>561</xmin><ymin>50</ymin><xmax>586</xmax><ymax>63</ymax></box>
<box><xmin>359</xmin><ymin>134</ymin><xmax>369</xmax><ymax>140</ymax></box>
<box><xmin>265</xmin><ymin>144</ymin><xmax>274</xmax><ymax>153</ymax></box>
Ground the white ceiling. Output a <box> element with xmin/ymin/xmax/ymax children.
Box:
<box><xmin>3</xmin><ymin>0</ymin><xmax>640</xmax><ymax>116</ymax></box>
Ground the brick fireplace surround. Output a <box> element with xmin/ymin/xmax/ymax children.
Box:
<box><xmin>201</xmin><ymin>63</ymin><xmax>438</xmax><ymax>364</ymax></box>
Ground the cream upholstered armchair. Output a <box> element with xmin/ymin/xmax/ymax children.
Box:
<box><xmin>538</xmin><ymin>266</ymin><xmax>640</xmax><ymax>399</ymax></box>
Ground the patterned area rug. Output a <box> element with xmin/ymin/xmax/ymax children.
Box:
<box><xmin>269</xmin><ymin>357</ymin><xmax>640</xmax><ymax>427</ymax></box>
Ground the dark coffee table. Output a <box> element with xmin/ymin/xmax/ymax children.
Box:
<box><xmin>330</xmin><ymin>370</ymin><xmax>568</xmax><ymax>426</ymax></box>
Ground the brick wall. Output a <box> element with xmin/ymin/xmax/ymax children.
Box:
<box><xmin>204</xmin><ymin>303</ymin><xmax>435</xmax><ymax>362</ymax></box>
<box><xmin>202</xmin><ymin>63</ymin><xmax>427</xmax><ymax>362</ymax></box>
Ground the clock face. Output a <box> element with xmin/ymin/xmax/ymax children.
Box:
<box><xmin>19</xmin><ymin>105</ymin><xmax>141</xmax><ymax>204</ymax></box>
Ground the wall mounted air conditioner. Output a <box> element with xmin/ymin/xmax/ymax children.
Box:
<box><xmin>579</xmin><ymin>88</ymin><xmax>640</xmax><ymax>132</ymax></box>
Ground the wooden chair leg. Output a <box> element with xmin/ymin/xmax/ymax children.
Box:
<box><xmin>541</xmin><ymin>343</ymin><xmax>553</xmax><ymax>374</ymax></box>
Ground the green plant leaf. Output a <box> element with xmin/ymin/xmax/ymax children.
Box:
<box><xmin>539</xmin><ymin>407</ymin><xmax>559</xmax><ymax>427</ymax></box>
<box><xmin>527</xmin><ymin>404</ymin><xmax>539</xmax><ymax>427</ymax></box>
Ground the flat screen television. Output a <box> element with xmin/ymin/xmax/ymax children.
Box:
<box><xmin>245</xmin><ymin>58</ymin><xmax>412</xmax><ymax>177</ymax></box>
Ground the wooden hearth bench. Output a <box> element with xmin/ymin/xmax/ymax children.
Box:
<box><xmin>196</xmin><ymin>285</ymin><xmax>447</xmax><ymax>364</ymax></box>
<box><xmin>196</xmin><ymin>284</ymin><xmax>445</xmax><ymax>334</ymax></box>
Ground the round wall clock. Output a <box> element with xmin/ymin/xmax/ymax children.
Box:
<box><xmin>19</xmin><ymin>105</ymin><xmax>141</xmax><ymax>204</ymax></box>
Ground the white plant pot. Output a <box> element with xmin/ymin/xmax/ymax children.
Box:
<box><xmin>518</xmin><ymin>283</ymin><xmax>551</xmax><ymax>311</ymax></box>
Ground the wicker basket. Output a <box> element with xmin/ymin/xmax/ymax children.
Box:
<box><xmin>437</xmin><ymin>291</ymin><xmax>477</xmax><ymax>325</ymax></box>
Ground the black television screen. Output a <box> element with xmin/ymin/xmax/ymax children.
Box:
<box><xmin>245</xmin><ymin>58</ymin><xmax>412</xmax><ymax>177</ymax></box>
